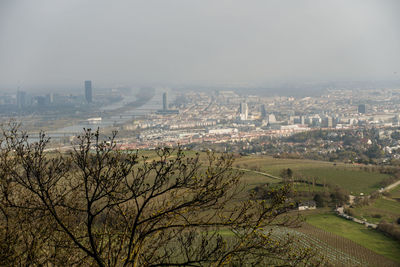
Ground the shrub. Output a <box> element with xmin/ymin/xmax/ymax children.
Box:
<box><xmin>377</xmin><ymin>221</ymin><xmax>400</xmax><ymax>242</ymax></box>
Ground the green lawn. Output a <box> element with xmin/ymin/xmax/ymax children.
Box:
<box><xmin>298</xmin><ymin>168</ymin><xmax>388</xmax><ymax>194</ymax></box>
<box><xmin>306</xmin><ymin>212</ymin><xmax>400</xmax><ymax>263</ymax></box>
<box><xmin>374</xmin><ymin>198</ymin><xmax>400</xmax><ymax>214</ymax></box>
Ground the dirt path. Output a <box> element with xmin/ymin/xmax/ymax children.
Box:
<box><xmin>232</xmin><ymin>167</ymin><xmax>282</xmax><ymax>180</ymax></box>
<box><xmin>383</xmin><ymin>180</ymin><xmax>400</xmax><ymax>192</ymax></box>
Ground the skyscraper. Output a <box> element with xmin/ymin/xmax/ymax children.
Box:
<box><xmin>85</xmin><ymin>80</ymin><xmax>92</xmax><ymax>103</ymax></box>
<box><xmin>240</xmin><ymin>102</ymin><xmax>248</xmax><ymax>120</ymax></box>
<box><xmin>300</xmin><ymin>115</ymin><xmax>305</xmax><ymax>125</ymax></box>
<box><xmin>156</xmin><ymin>91</ymin><xmax>178</xmax><ymax>114</ymax></box>
<box><xmin>163</xmin><ymin>92</ymin><xmax>168</xmax><ymax>110</ymax></box>
<box><xmin>17</xmin><ymin>90</ymin><xmax>26</xmax><ymax>109</ymax></box>
<box><xmin>358</xmin><ymin>104</ymin><xmax>366</xmax><ymax>114</ymax></box>
<box><xmin>260</xmin><ymin>104</ymin><xmax>267</xmax><ymax>118</ymax></box>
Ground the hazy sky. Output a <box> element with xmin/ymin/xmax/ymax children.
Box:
<box><xmin>0</xmin><ymin>0</ymin><xmax>399</xmax><ymax>90</ymax></box>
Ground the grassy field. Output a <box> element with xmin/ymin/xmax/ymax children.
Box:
<box><xmin>237</xmin><ymin>169</ymin><xmax>278</xmax><ymax>188</ymax></box>
<box><xmin>297</xmin><ymin>168</ymin><xmax>388</xmax><ymax>194</ymax></box>
<box><xmin>390</xmin><ymin>184</ymin><xmax>400</xmax><ymax>199</ymax></box>
<box><xmin>305</xmin><ymin>211</ymin><xmax>400</xmax><ymax>263</ymax></box>
<box><xmin>234</xmin><ymin>156</ymin><xmax>391</xmax><ymax>194</ymax></box>
<box><xmin>350</xmin><ymin>197</ymin><xmax>400</xmax><ymax>224</ymax></box>
<box><xmin>293</xmin><ymin>182</ymin><xmax>326</xmax><ymax>193</ymax></box>
<box><xmin>132</xmin><ymin>152</ymin><xmax>393</xmax><ymax>194</ymax></box>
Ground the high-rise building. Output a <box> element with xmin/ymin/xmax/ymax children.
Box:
<box><xmin>240</xmin><ymin>102</ymin><xmax>248</xmax><ymax>120</ymax></box>
<box><xmin>156</xmin><ymin>91</ymin><xmax>178</xmax><ymax>114</ymax></box>
<box><xmin>267</xmin><ymin>114</ymin><xmax>277</xmax><ymax>124</ymax></box>
<box><xmin>163</xmin><ymin>92</ymin><xmax>168</xmax><ymax>110</ymax></box>
<box><xmin>85</xmin><ymin>80</ymin><xmax>92</xmax><ymax>103</ymax></box>
<box><xmin>36</xmin><ymin>96</ymin><xmax>46</xmax><ymax>106</ymax></box>
<box><xmin>393</xmin><ymin>115</ymin><xmax>400</xmax><ymax>126</ymax></box>
<box><xmin>300</xmin><ymin>115</ymin><xmax>305</xmax><ymax>125</ymax></box>
<box><xmin>17</xmin><ymin>90</ymin><xmax>26</xmax><ymax>109</ymax></box>
<box><xmin>322</xmin><ymin>117</ymin><xmax>333</xmax><ymax>128</ymax></box>
<box><xmin>358</xmin><ymin>104</ymin><xmax>366</xmax><ymax>114</ymax></box>
<box><xmin>260</xmin><ymin>104</ymin><xmax>267</xmax><ymax>118</ymax></box>
<box><xmin>46</xmin><ymin>93</ymin><xmax>54</xmax><ymax>104</ymax></box>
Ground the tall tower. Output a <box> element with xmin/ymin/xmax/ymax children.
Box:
<box><xmin>358</xmin><ymin>104</ymin><xmax>366</xmax><ymax>114</ymax></box>
<box><xmin>17</xmin><ymin>90</ymin><xmax>26</xmax><ymax>109</ymax></box>
<box><xmin>240</xmin><ymin>102</ymin><xmax>248</xmax><ymax>120</ymax></box>
<box><xmin>163</xmin><ymin>92</ymin><xmax>168</xmax><ymax>110</ymax></box>
<box><xmin>85</xmin><ymin>80</ymin><xmax>92</xmax><ymax>103</ymax></box>
<box><xmin>260</xmin><ymin>104</ymin><xmax>267</xmax><ymax>118</ymax></box>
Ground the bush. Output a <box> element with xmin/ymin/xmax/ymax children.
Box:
<box><xmin>330</xmin><ymin>186</ymin><xmax>349</xmax><ymax>205</ymax></box>
<box><xmin>344</xmin><ymin>208</ymin><xmax>359</xmax><ymax>217</ymax></box>
<box><xmin>377</xmin><ymin>222</ymin><xmax>400</xmax><ymax>242</ymax></box>
<box><xmin>313</xmin><ymin>194</ymin><xmax>325</xmax><ymax>207</ymax></box>
<box><xmin>379</xmin><ymin>176</ymin><xmax>398</xmax><ymax>188</ymax></box>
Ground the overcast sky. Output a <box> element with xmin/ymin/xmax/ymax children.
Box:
<box><xmin>0</xmin><ymin>0</ymin><xmax>399</xmax><ymax>91</ymax></box>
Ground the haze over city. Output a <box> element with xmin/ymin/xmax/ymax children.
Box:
<box><xmin>1</xmin><ymin>0</ymin><xmax>400</xmax><ymax>91</ymax></box>
<box><xmin>1</xmin><ymin>1</ymin><xmax>400</xmax><ymax>266</ymax></box>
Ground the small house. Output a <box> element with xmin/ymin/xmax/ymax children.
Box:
<box><xmin>298</xmin><ymin>200</ymin><xmax>317</xmax><ymax>211</ymax></box>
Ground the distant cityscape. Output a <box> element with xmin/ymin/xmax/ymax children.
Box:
<box><xmin>2</xmin><ymin>82</ymin><xmax>400</xmax><ymax>161</ymax></box>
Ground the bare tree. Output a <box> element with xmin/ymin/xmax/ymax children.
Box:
<box><xmin>0</xmin><ymin>125</ymin><xmax>318</xmax><ymax>266</ymax></box>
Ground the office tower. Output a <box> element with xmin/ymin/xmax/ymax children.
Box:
<box><xmin>156</xmin><ymin>91</ymin><xmax>179</xmax><ymax>115</ymax></box>
<box><xmin>163</xmin><ymin>92</ymin><xmax>168</xmax><ymax>110</ymax></box>
<box><xmin>358</xmin><ymin>104</ymin><xmax>366</xmax><ymax>114</ymax></box>
<box><xmin>240</xmin><ymin>102</ymin><xmax>248</xmax><ymax>120</ymax></box>
<box><xmin>267</xmin><ymin>114</ymin><xmax>277</xmax><ymax>124</ymax></box>
<box><xmin>393</xmin><ymin>115</ymin><xmax>400</xmax><ymax>126</ymax></box>
<box><xmin>17</xmin><ymin>90</ymin><xmax>26</xmax><ymax>109</ymax></box>
<box><xmin>322</xmin><ymin>117</ymin><xmax>333</xmax><ymax>128</ymax></box>
<box><xmin>300</xmin><ymin>115</ymin><xmax>305</xmax><ymax>125</ymax></box>
<box><xmin>85</xmin><ymin>80</ymin><xmax>92</xmax><ymax>103</ymax></box>
<box><xmin>36</xmin><ymin>96</ymin><xmax>46</xmax><ymax>106</ymax></box>
<box><xmin>260</xmin><ymin>104</ymin><xmax>267</xmax><ymax>118</ymax></box>
<box><xmin>48</xmin><ymin>93</ymin><xmax>54</xmax><ymax>103</ymax></box>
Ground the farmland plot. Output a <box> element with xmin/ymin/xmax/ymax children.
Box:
<box><xmin>270</xmin><ymin>226</ymin><xmax>397</xmax><ymax>267</ymax></box>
